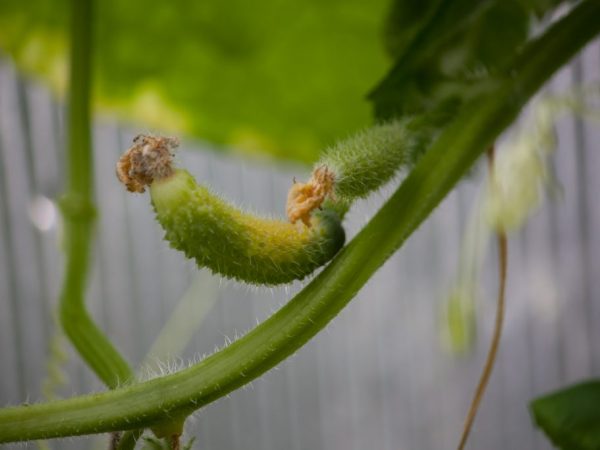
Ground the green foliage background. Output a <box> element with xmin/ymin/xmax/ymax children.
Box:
<box><xmin>0</xmin><ymin>0</ymin><xmax>390</xmax><ymax>163</ymax></box>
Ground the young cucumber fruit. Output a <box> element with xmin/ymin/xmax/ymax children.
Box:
<box><xmin>151</xmin><ymin>169</ymin><xmax>345</xmax><ymax>285</ymax></box>
<box><xmin>119</xmin><ymin>116</ymin><xmax>432</xmax><ymax>287</ymax></box>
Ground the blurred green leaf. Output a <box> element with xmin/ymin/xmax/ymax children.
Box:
<box><xmin>382</xmin><ymin>0</ymin><xmax>441</xmax><ymax>59</ymax></box>
<box><xmin>0</xmin><ymin>0</ymin><xmax>391</xmax><ymax>163</ymax></box>
<box><xmin>530</xmin><ymin>380</ymin><xmax>600</xmax><ymax>450</ymax></box>
<box><xmin>370</xmin><ymin>0</ymin><xmax>569</xmax><ymax>119</ymax></box>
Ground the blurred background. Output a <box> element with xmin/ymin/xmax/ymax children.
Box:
<box><xmin>0</xmin><ymin>1</ymin><xmax>599</xmax><ymax>449</ymax></box>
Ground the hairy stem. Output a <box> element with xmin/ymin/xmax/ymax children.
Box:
<box><xmin>61</xmin><ymin>0</ymin><xmax>184</xmax><ymax>443</ymax></box>
<box><xmin>0</xmin><ymin>0</ymin><xmax>598</xmax><ymax>442</ymax></box>
<box><xmin>59</xmin><ymin>0</ymin><xmax>133</xmax><ymax>390</ymax></box>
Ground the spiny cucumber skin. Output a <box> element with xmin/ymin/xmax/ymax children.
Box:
<box><xmin>151</xmin><ymin>170</ymin><xmax>345</xmax><ymax>285</ymax></box>
<box><xmin>320</xmin><ymin>119</ymin><xmax>426</xmax><ymax>201</ymax></box>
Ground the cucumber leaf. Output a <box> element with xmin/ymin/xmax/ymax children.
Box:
<box><xmin>530</xmin><ymin>380</ymin><xmax>600</xmax><ymax>450</ymax></box>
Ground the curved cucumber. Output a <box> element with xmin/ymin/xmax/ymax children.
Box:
<box><xmin>151</xmin><ymin>169</ymin><xmax>345</xmax><ymax>285</ymax></box>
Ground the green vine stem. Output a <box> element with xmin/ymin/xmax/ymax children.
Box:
<box><xmin>0</xmin><ymin>0</ymin><xmax>598</xmax><ymax>442</ymax></box>
<box><xmin>59</xmin><ymin>0</ymin><xmax>133</xmax><ymax>390</ymax></box>
<box><xmin>60</xmin><ymin>0</ymin><xmax>160</xmax><ymax>444</ymax></box>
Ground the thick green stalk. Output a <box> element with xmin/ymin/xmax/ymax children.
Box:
<box><xmin>61</xmin><ymin>0</ymin><xmax>189</xmax><ymax>440</ymax></box>
<box><xmin>59</xmin><ymin>0</ymin><xmax>132</xmax><ymax>390</ymax></box>
<box><xmin>1</xmin><ymin>0</ymin><xmax>598</xmax><ymax>442</ymax></box>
